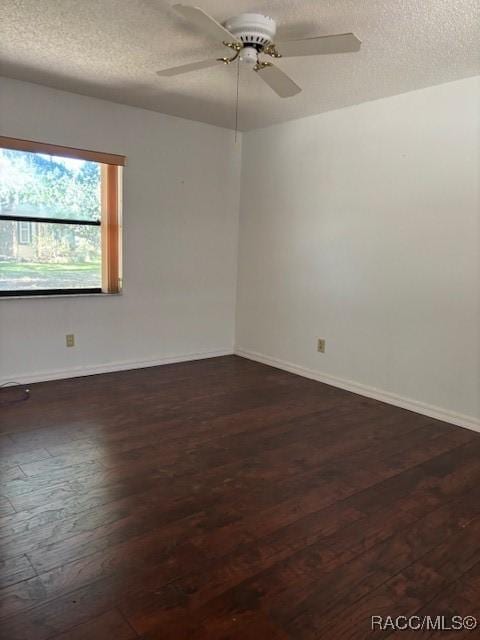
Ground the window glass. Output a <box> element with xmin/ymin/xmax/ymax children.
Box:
<box><xmin>0</xmin><ymin>220</ymin><xmax>101</xmax><ymax>291</ymax></box>
<box><xmin>0</xmin><ymin>139</ymin><xmax>123</xmax><ymax>296</ymax></box>
<box><xmin>0</xmin><ymin>149</ymin><xmax>101</xmax><ymax>221</ymax></box>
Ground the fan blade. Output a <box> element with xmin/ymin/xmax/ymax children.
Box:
<box><xmin>157</xmin><ymin>58</ymin><xmax>220</xmax><ymax>76</ymax></box>
<box><xmin>276</xmin><ymin>33</ymin><xmax>361</xmax><ymax>58</ymax></box>
<box><xmin>172</xmin><ymin>4</ymin><xmax>239</xmax><ymax>43</ymax></box>
<box><xmin>254</xmin><ymin>63</ymin><xmax>301</xmax><ymax>98</ymax></box>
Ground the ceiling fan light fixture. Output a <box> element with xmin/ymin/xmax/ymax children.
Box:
<box><xmin>239</xmin><ymin>46</ymin><xmax>258</xmax><ymax>66</ymax></box>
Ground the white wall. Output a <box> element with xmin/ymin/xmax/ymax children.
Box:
<box><xmin>236</xmin><ymin>77</ymin><xmax>480</xmax><ymax>427</ymax></box>
<box><xmin>0</xmin><ymin>77</ymin><xmax>241</xmax><ymax>382</ymax></box>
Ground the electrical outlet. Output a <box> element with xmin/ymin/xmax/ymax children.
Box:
<box><xmin>317</xmin><ymin>338</ymin><xmax>326</xmax><ymax>353</ymax></box>
<box><xmin>66</xmin><ymin>334</ymin><xmax>75</xmax><ymax>348</ymax></box>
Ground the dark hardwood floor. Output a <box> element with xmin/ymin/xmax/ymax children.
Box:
<box><xmin>1</xmin><ymin>355</ymin><xmax>479</xmax><ymax>639</ymax></box>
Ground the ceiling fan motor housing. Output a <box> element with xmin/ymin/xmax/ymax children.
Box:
<box><xmin>224</xmin><ymin>13</ymin><xmax>276</xmax><ymax>51</ymax></box>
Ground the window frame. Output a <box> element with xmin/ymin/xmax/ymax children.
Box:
<box><xmin>18</xmin><ymin>221</ymin><xmax>33</xmax><ymax>245</ymax></box>
<box><xmin>0</xmin><ymin>136</ymin><xmax>125</xmax><ymax>298</ymax></box>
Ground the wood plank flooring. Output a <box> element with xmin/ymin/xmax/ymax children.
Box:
<box><xmin>0</xmin><ymin>355</ymin><xmax>479</xmax><ymax>639</ymax></box>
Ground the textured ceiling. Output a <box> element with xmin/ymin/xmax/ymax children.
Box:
<box><xmin>1</xmin><ymin>1</ymin><xmax>479</xmax><ymax>130</ymax></box>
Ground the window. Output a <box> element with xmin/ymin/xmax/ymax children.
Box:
<box><xmin>18</xmin><ymin>221</ymin><xmax>32</xmax><ymax>245</ymax></box>
<box><xmin>0</xmin><ymin>136</ymin><xmax>125</xmax><ymax>296</ymax></box>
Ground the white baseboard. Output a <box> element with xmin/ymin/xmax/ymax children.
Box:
<box><xmin>235</xmin><ymin>347</ymin><xmax>480</xmax><ymax>434</ymax></box>
<box><xmin>2</xmin><ymin>348</ymin><xmax>233</xmax><ymax>385</ymax></box>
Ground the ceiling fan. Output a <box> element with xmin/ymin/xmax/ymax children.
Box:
<box><xmin>157</xmin><ymin>5</ymin><xmax>362</xmax><ymax>98</ymax></box>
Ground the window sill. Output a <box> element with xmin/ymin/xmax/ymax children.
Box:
<box><xmin>0</xmin><ymin>291</ymin><xmax>122</xmax><ymax>301</ymax></box>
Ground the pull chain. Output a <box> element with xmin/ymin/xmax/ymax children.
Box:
<box><xmin>234</xmin><ymin>57</ymin><xmax>240</xmax><ymax>143</ymax></box>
